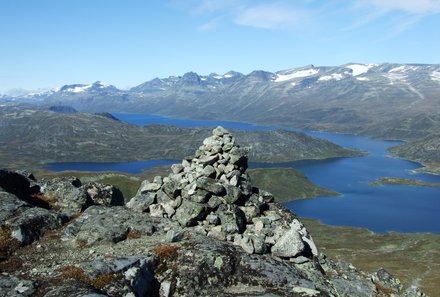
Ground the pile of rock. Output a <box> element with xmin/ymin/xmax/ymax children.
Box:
<box><xmin>127</xmin><ymin>126</ymin><xmax>317</xmax><ymax>259</ymax></box>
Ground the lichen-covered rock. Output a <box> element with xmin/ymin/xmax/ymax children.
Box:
<box><xmin>83</xmin><ymin>182</ymin><xmax>124</xmax><ymax>206</ymax></box>
<box><xmin>0</xmin><ymin>169</ymin><xmax>40</xmax><ymax>204</ymax></box>
<box><xmin>371</xmin><ymin>267</ymin><xmax>403</xmax><ymax>294</ymax></box>
<box><xmin>400</xmin><ymin>286</ymin><xmax>428</xmax><ymax>297</ymax></box>
<box><xmin>0</xmin><ymin>276</ymin><xmax>37</xmax><ymax>297</ymax></box>
<box><xmin>6</xmin><ymin>207</ymin><xmax>66</xmax><ymax>245</ymax></box>
<box><xmin>64</xmin><ymin>206</ymin><xmax>156</xmax><ymax>245</ymax></box>
<box><xmin>0</xmin><ymin>190</ymin><xmax>30</xmax><ymax>223</ymax></box>
<box><xmin>175</xmin><ymin>200</ymin><xmax>208</xmax><ymax>227</ymax></box>
<box><xmin>41</xmin><ymin>176</ymin><xmax>90</xmax><ymax>216</ymax></box>
<box><xmin>271</xmin><ymin>228</ymin><xmax>305</xmax><ymax>258</ymax></box>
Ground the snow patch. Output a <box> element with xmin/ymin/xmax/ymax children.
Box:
<box><xmin>274</xmin><ymin>68</ymin><xmax>319</xmax><ymax>82</ymax></box>
<box><xmin>318</xmin><ymin>73</ymin><xmax>344</xmax><ymax>81</ymax></box>
<box><xmin>356</xmin><ymin>77</ymin><xmax>370</xmax><ymax>81</ymax></box>
<box><xmin>430</xmin><ymin>71</ymin><xmax>440</xmax><ymax>82</ymax></box>
<box><xmin>389</xmin><ymin>66</ymin><xmax>406</xmax><ymax>73</ymax></box>
<box><xmin>65</xmin><ymin>85</ymin><xmax>92</xmax><ymax>93</ymax></box>
<box><xmin>389</xmin><ymin>65</ymin><xmax>419</xmax><ymax>73</ymax></box>
<box><xmin>224</xmin><ymin>74</ymin><xmax>233</xmax><ymax>78</ymax></box>
<box><xmin>346</xmin><ymin>64</ymin><xmax>376</xmax><ymax>76</ymax></box>
<box><xmin>383</xmin><ymin>73</ymin><xmax>407</xmax><ymax>84</ymax></box>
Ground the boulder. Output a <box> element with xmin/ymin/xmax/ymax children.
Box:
<box><xmin>6</xmin><ymin>207</ymin><xmax>66</xmax><ymax>245</ymax></box>
<box><xmin>196</xmin><ymin>177</ymin><xmax>226</xmax><ymax>196</ymax></box>
<box><xmin>271</xmin><ymin>228</ymin><xmax>305</xmax><ymax>258</ymax></box>
<box><xmin>0</xmin><ymin>191</ymin><xmax>30</xmax><ymax>223</ymax></box>
<box><xmin>0</xmin><ymin>276</ymin><xmax>37</xmax><ymax>297</ymax></box>
<box><xmin>64</xmin><ymin>206</ymin><xmax>156</xmax><ymax>245</ymax></box>
<box><xmin>84</xmin><ymin>182</ymin><xmax>124</xmax><ymax>206</ymax></box>
<box><xmin>371</xmin><ymin>267</ymin><xmax>402</xmax><ymax>294</ymax></box>
<box><xmin>175</xmin><ymin>200</ymin><xmax>208</xmax><ymax>227</ymax></box>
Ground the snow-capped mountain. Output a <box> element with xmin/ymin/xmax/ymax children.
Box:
<box><xmin>5</xmin><ymin>63</ymin><xmax>440</xmax><ymax>140</ymax></box>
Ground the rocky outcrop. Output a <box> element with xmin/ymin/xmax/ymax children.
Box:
<box><xmin>0</xmin><ymin>128</ymin><xmax>429</xmax><ymax>297</ymax></box>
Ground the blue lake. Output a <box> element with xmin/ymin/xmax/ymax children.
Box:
<box><xmin>46</xmin><ymin>113</ymin><xmax>440</xmax><ymax>233</ymax></box>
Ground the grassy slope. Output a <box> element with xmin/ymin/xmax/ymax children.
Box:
<box><xmin>248</xmin><ymin>168</ymin><xmax>338</xmax><ymax>202</ymax></box>
<box><xmin>389</xmin><ymin>134</ymin><xmax>440</xmax><ymax>175</ymax></box>
<box><xmin>302</xmin><ymin>219</ymin><xmax>440</xmax><ymax>297</ymax></box>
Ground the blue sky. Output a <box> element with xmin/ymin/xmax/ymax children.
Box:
<box><xmin>0</xmin><ymin>0</ymin><xmax>439</xmax><ymax>92</ymax></box>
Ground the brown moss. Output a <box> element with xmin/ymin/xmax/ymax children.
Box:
<box><xmin>57</xmin><ymin>265</ymin><xmax>120</xmax><ymax>290</ymax></box>
<box><xmin>91</xmin><ymin>273</ymin><xmax>121</xmax><ymax>289</ymax></box>
<box><xmin>126</xmin><ymin>229</ymin><xmax>142</xmax><ymax>240</ymax></box>
<box><xmin>31</xmin><ymin>193</ymin><xmax>57</xmax><ymax>205</ymax></box>
<box><xmin>152</xmin><ymin>244</ymin><xmax>179</xmax><ymax>261</ymax></box>
<box><xmin>0</xmin><ymin>226</ymin><xmax>21</xmax><ymax>261</ymax></box>
<box><xmin>58</xmin><ymin>266</ymin><xmax>90</xmax><ymax>283</ymax></box>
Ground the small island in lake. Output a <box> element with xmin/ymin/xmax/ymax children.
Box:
<box><xmin>370</xmin><ymin>177</ymin><xmax>440</xmax><ymax>188</ymax></box>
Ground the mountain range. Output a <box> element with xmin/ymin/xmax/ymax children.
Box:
<box><xmin>2</xmin><ymin>63</ymin><xmax>439</xmax><ymax>140</ymax></box>
<box><xmin>2</xmin><ymin>63</ymin><xmax>439</xmax><ymax>172</ymax></box>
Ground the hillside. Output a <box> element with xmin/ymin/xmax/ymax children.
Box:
<box><xmin>0</xmin><ymin>127</ymin><xmax>426</xmax><ymax>296</ymax></box>
<box><xmin>0</xmin><ymin>104</ymin><xmax>362</xmax><ymax>170</ymax></box>
<box><xmin>390</xmin><ymin>135</ymin><xmax>440</xmax><ymax>174</ymax></box>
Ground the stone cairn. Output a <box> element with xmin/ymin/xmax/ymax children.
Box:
<box><xmin>127</xmin><ymin>126</ymin><xmax>317</xmax><ymax>259</ymax></box>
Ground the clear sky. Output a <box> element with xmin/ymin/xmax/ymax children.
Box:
<box><xmin>0</xmin><ymin>0</ymin><xmax>439</xmax><ymax>92</ymax></box>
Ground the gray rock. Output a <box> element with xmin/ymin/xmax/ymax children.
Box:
<box><xmin>239</xmin><ymin>205</ymin><xmax>260</xmax><ymax>223</ymax></box>
<box><xmin>0</xmin><ymin>276</ymin><xmax>37</xmax><ymax>297</ymax></box>
<box><xmin>164</xmin><ymin>229</ymin><xmax>184</xmax><ymax>243</ymax></box>
<box><xmin>43</xmin><ymin>280</ymin><xmax>104</xmax><ymax>297</ymax></box>
<box><xmin>216</xmin><ymin>204</ymin><xmax>246</xmax><ymax>234</ymax></box>
<box><xmin>271</xmin><ymin>228</ymin><xmax>305</xmax><ymax>258</ymax></box>
<box><xmin>196</xmin><ymin>154</ymin><xmax>219</xmax><ymax>166</ymax></box>
<box><xmin>251</xmin><ymin>234</ymin><xmax>267</xmax><ymax>254</ymax></box>
<box><xmin>139</xmin><ymin>180</ymin><xmax>161</xmax><ymax>193</ymax></box>
<box><xmin>331</xmin><ymin>277</ymin><xmax>377</xmax><ymax>297</ymax></box>
<box><xmin>207</xmin><ymin>196</ymin><xmax>222</xmax><ymax>209</ymax></box>
<box><xmin>6</xmin><ymin>207</ymin><xmax>66</xmax><ymax>245</ymax></box>
<box><xmin>83</xmin><ymin>182</ymin><xmax>124</xmax><ymax>206</ymax></box>
<box><xmin>162</xmin><ymin>178</ymin><xmax>180</xmax><ymax>198</ymax></box>
<box><xmin>42</xmin><ymin>176</ymin><xmax>89</xmax><ymax>216</ymax></box>
<box><xmin>171</xmin><ymin>163</ymin><xmax>184</xmax><ymax>174</ymax></box>
<box><xmin>196</xmin><ymin>177</ymin><xmax>226</xmax><ymax>196</ymax></box>
<box><xmin>206</xmin><ymin>213</ymin><xmax>220</xmax><ymax>225</ymax></box>
<box><xmin>371</xmin><ymin>267</ymin><xmax>402</xmax><ymax>293</ymax></box>
<box><xmin>0</xmin><ymin>169</ymin><xmax>40</xmax><ymax>206</ymax></box>
<box><xmin>202</xmin><ymin>165</ymin><xmax>216</xmax><ymax>178</ymax></box>
<box><xmin>0</xmin><ymin>191</ymin><xmax>30</xmax><ymax>223</ymax></box>
<box><xmin>175</xmin><ymin>200</ymin><xmax>208</xmax><ymax>227</ymax></box>
<box><xmin>240</xmin><ymin>235</ymin><xmax>255</xmax><ymax>254</ymax></box>
<box><xmin>223</xmin><ymin>184</ymin><xmax>242</xmax><ymax>204</ymax></box>
<box><xmin>126</xmin><ymin>192</ymin><xmax>155</xmax><ymax>212</ymax></box>
<box><xmin>188</xmin><ymin>189</ymin><xmax>210</xmax><ymax>203</ymax></box>
<box><xmin>64</xmin><ymin>206</ymin><xmax>155</xmax><ymax>245</ymax></box>
<box><xmin>149</xmin><ymin>204</ymin><xmax>166</xmax><ymax>217</ymax></box>
<box><xmin>213</xmin><ymin>126</ymin><xmax>229</xmax><ymax>136</ymax></box>
<box><xmin>400</xmin><ymin>286</ymin><xmax>428</xmax><ymax>297</ymax></box>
